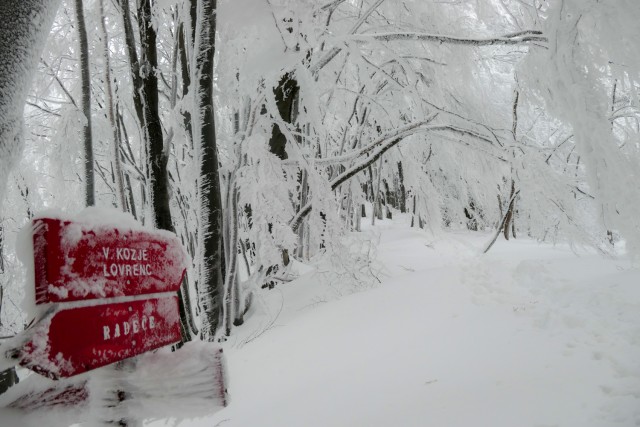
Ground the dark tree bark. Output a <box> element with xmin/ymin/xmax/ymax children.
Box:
<box><xmin>503</xmin><ymin>180</ymin><xmax>516</xmax><ymax>240</ymax></box>
<box><xmin>120</xmin><ymin>0</ymin><xmax>195</xmax><ymax>342</ymax></box>
<box><xmin>137</xmin><ymin>0</ymin><xmax>172</xmax><ymax>232</ymax></box>
<box><xmin>75</xmin><ymin>0</ymin><xmax>95</xmax><ymax>206</ymax></box>
<box><xmin>119</xmin><ymin>0</ymin><xmax>144</xmax><ymax>131</ymax></box>
<box><xmin>503</xmin><ymin>89</ymin><xmax>520</xmax><ymax>240</ymax></box>
<box><xmin>177</xmin><ymin>0</ymin><xmax>197</xmax><ymax>147</ymax></box>
<box><xmin>269</xmin><ymin>73</ymin><xmax>300</xmax><ymax>159</ymax></box>
<box><xmin>0</xmin><ymin>368</ymin><xmax>18</xmax><ymax>395</ymax></box>
<box><xmin>397</xmin><ymin>161</ymin><xmax>407</xmax><ymax>213</ymax></box>
<box><xmin>99</xmin><ymin>0</ymin><xmax>126</xmax><ymax>209</ymax></box>
<box><xmin>197</xmin><ymin>0</ymin><xmax>225</xmax><ymax>340</ymax></box>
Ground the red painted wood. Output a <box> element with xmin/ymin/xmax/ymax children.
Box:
<box><xmin>8</xmin><ymin>381</ymin><xmax>89</xmax><ymax>410</ymax></box>
<box><xmin>20</xmin><ymin>295</ymin><xmax>182</xmax><ymax>379</ymax></box>
<box><xmin>33</xmin><ymin>218</ymin><xmax>187</xmax><ymax>304</ymax></box>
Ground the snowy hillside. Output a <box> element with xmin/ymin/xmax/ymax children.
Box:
<box><xmin>145</xmin><ymin>218</ymin><xmax>640</xmax><ymax>427</ymax></box>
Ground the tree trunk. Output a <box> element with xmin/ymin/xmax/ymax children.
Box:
<box><xmin>197</xmin><ymin>0</ymin><xmax>225</xmax><ymax>341</ymax></box>
<box><xmin>75</xmin><ymin>0</ymin><xmax>94</xmax><ymax>206</ymax></box>
<box><xmin>0</xmin><ymin>0</ymin><xmax>58</xmax><ymax>397</ymax></box>
<box><xmin>0</xmin><ymin>0</ymin><xmax>57</xmax><ymax>406</ymax></box>
<box><xmin>397</xmin><ymin>161</ymin><xmax>407</xmax><ymax>213</ymax></box>
<box><xmin>137</xmin><ymin>0</ymin><xmax>172</xmax><ymax>231</ymax></box>
<box><xmin>119</xmin><ymin>0</ymin><xmax>144</xmax><ymax>132</ymax></box>
<box><xmin>99</xmin><ymin>0</ymin><xmax>126</xmax><ymax>210</ymax></box>
<box><xmin>270</xmin><ymin>73</ymin><xmax>300</xmax><ymax>160</ymax></box>
<box><xmin>224</xmin><ymin>183</ymin><xmax>239</xmax><ymax>335</ymax></box>
<box><xmin>484</xmin><ymin>189</ymin><xmax>520</xmax><ymax>254</ymax></box>
<box><xmin>503</xmin><ymin>180</ymin><xmax>516</xmax><ymax>240</ymax></box>
<box><xmin>0</xmin><ymin>1</ymin><xmax>61</xmax><ymax>203</ymax></box>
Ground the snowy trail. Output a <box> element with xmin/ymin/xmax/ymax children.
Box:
<box><xmin>159</xmin><ymin>225</ymin><xmax>639</xmax><ymax>426</ymax></box>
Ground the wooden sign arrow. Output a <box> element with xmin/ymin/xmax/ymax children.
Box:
<box><xmin>19</xmin><ymin>295</ymin><xmax>182</xmax><ymax>379</ymax></box>
<box><xmin>32</xmin><ymin>218</ymin><xmax>187</xmax><ymax>304</ymax></box>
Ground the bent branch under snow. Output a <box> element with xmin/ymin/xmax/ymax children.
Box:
<box><xmin>289</xmin><ymin>120</ymin><xmax>503</xmax><ymax>232</ymax></box>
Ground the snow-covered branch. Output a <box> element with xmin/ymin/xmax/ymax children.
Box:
<box><xmin>310</xmin><ymin>0</ymin><xmax>387</xmax><ymax>74</ymax></box>
<box><xmin>351</xmin><ymin>30</ymin><xmax>547</xmax><ymax>47</ymax></box>
<box><xmin>289</xmin><ymin>120</ymin><xmax>504</xmax><ymax>232</ymax></box>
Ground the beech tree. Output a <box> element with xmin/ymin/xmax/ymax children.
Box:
<box><xmin>74</xmin><ymin>0</ymin><xmax>95</xmax><ymax>206</ymax></box>
<box><xmin>0</xmin><ymin>0</ymin><xmax>62</xmax><ymax>399</ymax></box>
<box><xmin>196</xmin><ymin>0</ymin><xmax>226</xmax><ymax>340</ymax></box>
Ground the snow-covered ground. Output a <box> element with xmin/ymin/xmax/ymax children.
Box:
<box><xmin>3</xmin><ymin>218</ymin><xmax>640</xmax><ymax>426</ymax></box>
<box><xmin>151</xmin><ymin>218</ymin><xmax>640</xmax><ymax>427</ymax></box>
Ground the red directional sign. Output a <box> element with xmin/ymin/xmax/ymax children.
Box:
<box><xmin>32</xmin><ymin>218</ymin><xmax>187</xmax><ymax>304</ymax></box>
<box><xmin>20</xmin><ymin>295</ymin><xmax>182</xmax><ymax>379</ymax></box>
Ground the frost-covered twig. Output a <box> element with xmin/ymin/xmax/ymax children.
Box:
<box><xmin>310</xmin><ymin>0</ymin><xmax>387</xmax><ymax>74</ymax></box>
<box><xmin>25</xmin><ymin>101</ymin><xmax>61</xmax><ymax>117</ymax></box>
<box><xmin>40</xmin><ymin>59</ymin><xmax>78</xmax><ymax>108</ymax></box>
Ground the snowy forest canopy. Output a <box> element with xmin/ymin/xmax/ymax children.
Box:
<box><xmin>1</xmin><ymin>0</ymin><xmax>639</xmax><ymax>340</ymax></box>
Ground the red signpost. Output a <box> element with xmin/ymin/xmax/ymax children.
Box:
<box><xmin>1</xmin><ymin>214</ymin><xmax>227</xmax><ymax>420</ymax></box>
<box><xmin>20</xmin><ymin>295</ymin><xmax>182</xmax><ymax>379</ymax></box>
<box><xmin>17</xmin><ymin>217</ymin><xmax>188</xmax><ymax>379</ymax></box>
<box><xmin>32</xmin><ymin>218</ymin><xmax>187</xmax><ymax>304</ymax></box>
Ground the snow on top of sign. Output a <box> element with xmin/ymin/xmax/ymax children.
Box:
<box><xmin>33</xmin><ymin>207</ymin><xmax>143</xmax><ymax>230</ymax></box>
<box><xmin>17</xmin><ymin>206</ymin><xmax>188</xmax><ymax>312</ymax></box>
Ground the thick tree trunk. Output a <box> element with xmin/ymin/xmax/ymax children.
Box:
<box><xmin>0</xmin><ymin>0</ymin><xmax>60</xmax><ymax>393</ymax></box>
<box><xmin>75</xmin><ymin>0</ymin><xmax>94</xmax><ymax>206</ymax></box>
<box><xmin>0</xmin><ymin>1</ymin><xmax>61</xmax><ymax>203</ymax></box>
<box><xmin>197</xmin><ymin>0</ymin><xmax>225</xmax><ymax>340</ymax></box>
<box><xmin>119</xmin><ymin>0</ymin><xmax>144</xmax><ymax>131</ymax></box>
<box><xmin>137</xmin><ymin>0</ymin><xmax>172</xmax><ymax>231</ymax></box>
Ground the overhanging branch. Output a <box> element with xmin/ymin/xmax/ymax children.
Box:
<box><xmin>289</xmin><ymin>121</ymin><xmax>503</xmax><ymax>232</ymax></box>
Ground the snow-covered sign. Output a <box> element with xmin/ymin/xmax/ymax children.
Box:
<box><xmin>32</xmin><ymin>217</ymin><xmax>187</xmax><ymax>304</ymax></box>
<box><xmin>19</xmin><ymin>296</ymin><xmax>181</xmax><ymax>379</ymax></box>
<box><xmin>12</xmin><ymin>215</ymin><xmax>188</xmax><ymax>379</ymax></box>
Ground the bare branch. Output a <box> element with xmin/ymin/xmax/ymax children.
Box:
<box><xmin>310</xmin><ymin>0</ymin><xmax>387</xmax><ymax>74</ymax></box>
<box><xmin>25</xmin><ymin>101</ymin><xmax>61</xmax><ymax>117</ymax></box>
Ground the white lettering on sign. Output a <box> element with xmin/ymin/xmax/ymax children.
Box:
<box><xmin>102</xmin><ymin>314</ymin><xmax>156</xmax><ymax>341</ymax></box>
<box><xmin>114</xmin><ymin>248</ymin><xmax>148</xmax><ymax>261</ymax></box>
<box><xmin>102</xmin><ymin>263</ymin><xmax>152</xmax><ymax>277</ymax></box>
<box><xmin>101</xmin><ymin>247</ymin><xmax>152</xmax><ymax>278</ymax></box>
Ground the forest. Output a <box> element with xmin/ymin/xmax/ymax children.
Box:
<box><xmin>0</xmin><ymin>0</ymin><xmax>639</xmax><ymax>425</ymax></box>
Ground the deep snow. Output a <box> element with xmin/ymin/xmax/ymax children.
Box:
<box><xmin>3</xmin><ymin>217</ymin><xmax>640</xmax><ymax>426</ymax></box>
<box><xmin>150</xmin><ymin>218</ymin><xmax>640</xmax><ymax>427</ymax></box>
